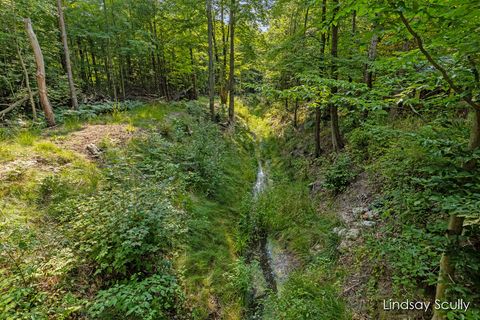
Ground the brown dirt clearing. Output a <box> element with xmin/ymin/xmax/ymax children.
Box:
<box><xmin>52</xmin><ymin>124</ymin><xmax>135</xmax><ymax>158</ymax></box>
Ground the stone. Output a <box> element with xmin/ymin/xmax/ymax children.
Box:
<box><xmin>362</xmin><ymin>210</ymin><xmax>379</xmax><ymax>220</ymax></box>
<box><xmin>345</xmin><ymin>228</ymin><xmax>360</xmax><ymax>240</ymax></box>
<box><xmin>86</xmin><ymin>143</ymin><xmax>102</xmax><ymax>157</ymax></box>
<box><xmin>360</xmin><ymin>221</ymin><xmax>376</xmax><ymax>228</ymax></box>
<box><xmin>338</xmin><ymin>239</ymin><xmax>353</xmax><ymax>252</ymax></box>
<box><xmin>352</xmin><ymin>207</ymin><xmax>368</xmax><ymax>217</ymax></box>
<box><xmin>333</xmin><ymin>227</ymin><xmax>347</xmax><ymax>237</ymax></box>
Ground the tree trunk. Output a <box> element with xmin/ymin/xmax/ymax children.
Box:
<box><xmin>228</xmin><ymin>0</ymin><xmax>235</xmax><ymax>124</ymax></box>
<box><xmin>89</xmin><ymin>38</ymin><xmax>99</xmax><ymax>88</ymax></box>
<box><xmin>207</xmin><ymin>0</ymin><xmax>215</xmax><ymax>120</ymax></box>
<box><xmin>57</xmin><ymin>0</ymin><xmax>78</xmax><ymax>109</ymax></box>
<box><xmin>15</xmin><ymin>39</ymin><xmax>37</xmax><ymax>119</ymax></box>
<box><xmin>364</xmin><ymin>33</ymin><xmax>378</xmax><ymax>89</ymax></box>
<box><xmin>330</xmin><ymin>0</ymin><xmax>344</xmax><ymax>152</ymax></box>
<box><xmin>315</xmin><ymin>0</ymin><xmax>327</xmax><ymax>157</ymax></box>
<box><xmin>189</xmin><ymin>47</ymin><xmax>198</xmax><ymax>100</ymax></box>
<box><xmin>362</xmin><ymin>31</ymin><xmax>378</xmax><ymax>120</ymax></box>
<box><xmin>432</xmin><ymin>215</ymin><xmax>464</xmax><ymax>320</ymax></box>
<box><xmin>24</xmin><ymin>18</ymin><xmax>55</xmax><ymax>127</ymax></box>
<box><xmin>220</xmin><ymin>2</ymin><xmax>228</xmax><ymax>106</ymax></box>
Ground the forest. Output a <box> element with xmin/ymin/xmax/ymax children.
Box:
<box><xmin>0</xmin><ymin>0</ymin><xmax>479</xmax><ymax>319</ymax></box>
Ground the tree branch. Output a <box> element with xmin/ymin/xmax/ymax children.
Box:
<box><xmin>398</xmin><ymin>11</ymin><xmax>480</xmax><ymax>111</ymax></box>
<box><xmin>0</xmin><ymin>92</ymin><xmax>37</xmax><ymax>117</ymax></box>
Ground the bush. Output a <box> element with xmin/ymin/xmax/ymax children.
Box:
<box><xmin>169</xmin><ymin>103</ymin><xmax>227</xmax><ymax>197</ymax></box>
<box><xmin>89</xmin><ymin>274</ymin><xmax>185</xmax><ymax>320</ymax></box>
<box><xmin>64</xmin><ymin>184</ymin><xmax>186</xmax><ymax>277</ymax></box>
<box><xmin>323</xmin><ymin>153</ymin><xmax>356</xmax><ymax>193</ymax></box>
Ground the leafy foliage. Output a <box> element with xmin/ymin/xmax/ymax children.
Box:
<box><xmin>89</xmin><ymin>274</ymin><xmax>184</xmax><ymax>320</ymax></box>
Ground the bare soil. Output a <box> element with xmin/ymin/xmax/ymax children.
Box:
<box><xmin>53</xmin><ymin>124</ymin><xmax>135</xmax><ymax>158</ymax></box>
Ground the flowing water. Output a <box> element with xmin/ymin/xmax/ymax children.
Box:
<box><xmin>245</xmin><ymin>161</ymin><xmax>277</xmax><ymax>319</ymax></box>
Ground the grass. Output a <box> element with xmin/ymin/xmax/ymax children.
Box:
<box><xmin>235</xmin><ymin>97</ymin><xmax>350</xmax><ymax>318</ymax></box>
<box><xmin>0</xmin><ymin>100</ymin><xmax>262</xmax><ymax>319</ymax></box>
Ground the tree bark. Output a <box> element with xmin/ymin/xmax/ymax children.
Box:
<box><xmin>228</xmin><ymin>0</ymin><xmax>235</xmax><ymax>124</ymax></box>
<box><xmin>189</xmin><ymin>47</ymin><xmax>198</xmax><ymax>100</ymax></box>
<box><xmin>57</xmin><ymin>0</ymin><xmax>78</xmax><ymax>109</ymax></box>
<box><xmin>207</xmin><ymin>0</ymin><xmax>215</xmax><ymax>120</ymax></box>
<box><xmin>432</xmin><ymin>215</ymin><xmax>464</xmax><ymax>320</ymax></box>
<box><xmin>220</xmin><ymin>2</ymin><xmax>228</xmax><ymax>106</ymax></box>
<box><xmin>24</xmin><ymin>18</ymin><xmax>56</xmax><ymax>127</ymax></box>
<box><xmin>330</xmin><ymin>0</ymin><xmax>344</xmax><ymax>152</ymax></box>
<box><xmin>364</xmin><ymin>33</ymin><xmax>378</xmax><ymax>89</ymax></box>
<box><xmin>314</xmin><ymin>0</ymin><xmax>327</xmax><ymax>157</ymax></box>
<box><xmin>362</xmin><ymin>31</ymin><xmax>378</xmax><ymax>120</ymax></box>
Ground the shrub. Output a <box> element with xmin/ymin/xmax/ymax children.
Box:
<box><xmin>89</xmin><ymin>274</ymin><xmax>185</xmax><ymax>320</ymax></box>
<box><xmin>65</xmin><ymin>184</ymin><xmax>186</xmax><ymax>276</ymax></box>
<box><xmin>323</xmin><ymin>153</ymin><xmax>356</xmax><ymax>193</ymax></box>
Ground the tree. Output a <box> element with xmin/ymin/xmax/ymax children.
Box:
<box><xmin>228</xmin><ymin>0</ymin><xmax>236</xmax><ymax>124</ymax></box>
<box><xmin>57</xmin><ymin>0</ymin><xmax>78</xmax><ymax>109</ymax></box>
<box><xmin>329</xmin><ymin>0</ymin><xmax>344</xmax><ymax>152</ymax></box>
<box><xmin>207</xmin><ymin>0</ymin><xmax>215</xmax><ymax>120</ymax></box>
<box><xmin>395</xmin><ymin>6</ymin><xmax>480</xmax><ymax>320</ymax></box>
<box><xmin>24</xmin><ymin>18</ymin><xmax>55</xmax><ymax>127</ymax></box>
<box><xmin>315</xmin><ymin>0</ymin><xmax>327</xmax><ymax>158</ymax></box>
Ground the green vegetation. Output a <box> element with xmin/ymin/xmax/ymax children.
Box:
<box><xmin>1</xmin><ymin>0</ymin><xmax>480</xmax><ymax>319</ymax></box>
<box><xmin>0</xmin><ymin>102</ymin><xmax>256</xmax><ymax>319</ymax></box>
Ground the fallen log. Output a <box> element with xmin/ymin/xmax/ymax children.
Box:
<box><xmin>0</xmin><ymin>92</ymin><xmax>37</xmax><ymax>118</ymax></box>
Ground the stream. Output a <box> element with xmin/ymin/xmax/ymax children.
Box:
<box><xmin>245</xmin><ymin>161</ymin><xmax>278</xmax><ymax>319</ymax></box>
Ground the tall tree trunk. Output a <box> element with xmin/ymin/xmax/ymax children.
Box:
<box><xmin>89</xmin><ymin>38</ymin><xmax>99</xmax><ymax>89</ymax></box>
<box><xmin>207</xmin><ymin>0</ymin><xmax>215</xmax><ymax>120</ymax></box>
<box><xmin>364</xmin><ymin>33</ymin><xmax>378</xmax><ymax>89</ymax></box>
<box><xmin>57</xmin><ymin>0</ymin><xmax>78</xmax><ymax>109</ymax></box>
<box><xmin>15</xmin><ymin>39</ymin><xmax>37</xmax><ymax>119</ymax></box>
<box><xmin>24</xmin><ymin>18</ymin><xmax>55</xmax><ymax>127</ymax></box>
<box><xmin>330</xmin><ymin>0</ymin><xmax>344</xmax><ymax>152</ymax></box>
<box><xmin>190</xmin><ymin>47</ymin><xmax>198</xmax><ymax>100</ymax></box>
<box><xmin>315</xmin><ymin>0</ymin><xmax>327</xmax><ymax>157</ymax></box>
<box><xmin>228</xmin><ymin>0</ymin><xmax>235</xmax><ymax>124</ymax></box>
<box><xmin>362</xmin><ymin>31</ymin><xmax>378</xmax><ymax>120</ymax></box>
<box><xmin>102</xmin><ymin>0</ymin><xmax>116</xmax><ymax>100</ymax></box>
<box><xmin>220</xmin><ymin>2</ymin><xmax>228</xmax><ymax>106</ymax></box>
<box><xmin>77</xmin><ymin>38</ymin><xmax>88</xmax><ymax>88</ymax></box>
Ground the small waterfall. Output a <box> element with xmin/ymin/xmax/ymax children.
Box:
<box><xmin>253</xmin><ymin>162</ymin><xmax>266</xmax><ymax>197</ymax></box>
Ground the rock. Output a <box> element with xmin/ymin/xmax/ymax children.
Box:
<box><xmin>362</xmin><ymin>210</ymin><xmax>378</xmax><ymax>220</ymax></box>
<box><xmin>86</xmin><ymin>143</ymin><xmax>102</xmax><ymax>157</ymax></box>
<box><xmin>338</xmin><ymin>239</ymin><xmax>353</xmax><ymax>252</ymax></box>
<box><xmin>352</xmin><ymin>207</ymin><xmax>368</xmax><ymax>217</ymax></box>
<box><xmin>360</xmin><ymin>221</ymin><xmax>376</xmax><ymax>228</ymax></box>
<box><xmin>345</xmin><ymin>228</ymin><xmax>360</xmax><ymax>240</ymax></box>
<box><xmin>333</xmin><ymin>227</ymin><xmax>347</xmax><ymax>237</ymax></box>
